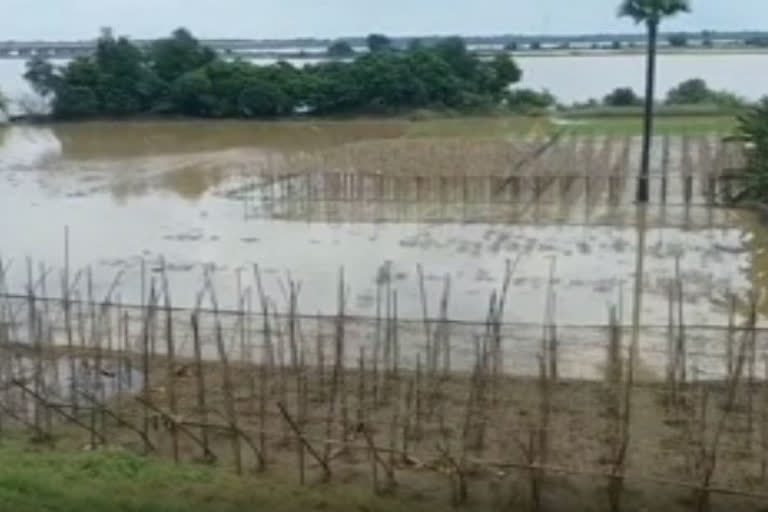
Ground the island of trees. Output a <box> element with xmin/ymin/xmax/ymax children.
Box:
<box><xmin>23</xmin><ymin>29</ymin><xmax>523</xmax><ymax>120</ymax></box>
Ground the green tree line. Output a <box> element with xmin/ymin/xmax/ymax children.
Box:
<box><xmin>24</xmin><ymin>29</ymin><xmax>523</xmax><ymax>120</ymax></box>
<box><xmin>594</xmin><ymin>79</ymin><xmax>748</xmax><ymax>108</ymax></box>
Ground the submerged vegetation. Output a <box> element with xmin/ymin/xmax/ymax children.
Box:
<box><xmin>23</xmin><ymin>29</ymin><xmax>522</xmax><ymax>120</ymax></box>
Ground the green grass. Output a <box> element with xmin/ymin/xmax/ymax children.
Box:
<box><xmin>557</xmin><ymin>115</ymin><xmax>739</xmax><ymax>136</ymax></box>
<box><xmin>0</xmin><ymin>441</ymin><xmax>426</xmax><ymax>512</ymax></box>
<box><xmin>404</xmin><ymin>112</ymin><xmax>739</xmax><ymax>138</ymax></box>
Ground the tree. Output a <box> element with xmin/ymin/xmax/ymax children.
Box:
<box><xmin>434</xmin><ymin>37</ymin><xmax>476</xmax><ymax>79</ymax></box>
<box><xmin>408</xmin><ymin>38</ymin><xmax>425</xmax><ymax>51</ymax></box>
<box><xmin>366</xmin><ymin>34</ymin><xmax>392</xmax><ymax>53</ymax></box>
<box><xmin>665</xmin><ymin>78</ymin><xmax>710</xmax><ymax>104</ymax></box>
<box><xmin>170</xmin><ymin>68</ymin><xmax>214</xmax><ymax>115</ymax></box>
<box><xmin>150</xmin><ymin>28</ymin><xmax>216</xmax><ymax>83</ymax></box>
<box><xmin>238</xmin><ymin>80</ymin><xmax>290</xmax><ymax>117</ymax></box>
<box><xmin>19</xmin><ymin>27</ymin><xmax>524</xmax><ymax>120</ymax></box>
<box><xmin>665</xmin><ymin>78</ymin><xmax>746</xmax><ymax>108</ymax></box>
<box><xmin>604</xmin><ymin>87</ymin><xmax>642</xmax><ymax>106</ymax></box>
<box><xmin>490</xmin><ymin>54</ymin><xmax>523</xmax><ymax>92</ymax></box>
<box><xmin>24</xmin><ymin>56</ymin><xmax>58</xmax><ymax>97</ymax></box>
<box><xmin>0</xmin><ymin>90</ymin><xmax>7</xmax><ymax>116</ymax></box>
<box><xmin>668</xmin><ymin>33</ymin><xmax>688</xmax><ymax>47</ymax></box>
<box><xmin>619</xmin><ymin>0</ymin><xmax>691</xmax><ymax>202</ymax></box>
<box><xmin>327</xmin><ymin>41</ymin><xmax>355</xmax><ymax>58</ymax></box>
<box><xmin>52</xmin><ymin>85</ymin><xmax>99</xmax><ymax>118</ymax></box>
<box><xmin>530</xmin><ymin>41</ymin><xmax>542</xmax><ymax>50</ymax></box>
<box><xmin>612</xmin><ymin>40</ymin><xmax>623</xmax><ymax>49</ymax></box>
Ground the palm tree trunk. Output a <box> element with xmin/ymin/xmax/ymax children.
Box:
<box><xmin>638</xmin><ymin>20</ymin><xmax>659</xmax><ymax>203</ymax></box>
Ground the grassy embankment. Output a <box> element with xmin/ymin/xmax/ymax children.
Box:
<box><xmin>406</xmin><ymin>105</ymin><xmax>740</xmax><ymax>138</ymax></box>
<box><xmin>0</xmin><ymin>439</ymin><xmax>427</xmax><ymax>512</ymax></box>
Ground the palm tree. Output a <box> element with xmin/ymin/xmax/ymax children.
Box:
<box><xmin>620</xmin><ymin>0</ymin><xmax>690</xmax><ymax>202</ymax></box>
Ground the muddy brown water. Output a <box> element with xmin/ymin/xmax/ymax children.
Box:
<box><xmin>0</xmin><ymin>120</ymin><xmax>764</xmax><ymax>335</ymax></box>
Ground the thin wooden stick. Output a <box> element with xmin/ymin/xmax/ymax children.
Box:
<box><xmin>214</xmin><ymin>308</ymin><xmax>242</xmax><ymax>474</ymax></box>
<box><xmin>278</xmin><ymin>402</ymin><xmax>331</xmax><ymax>482</ymax></box>
<box><xmin>190</xmin><ymin>313</ymin><xmax>211</xmax><ymax>462</ymax></box>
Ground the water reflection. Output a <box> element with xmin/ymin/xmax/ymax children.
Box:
<box><xmin>49</xmin><ymin>120</ymin><xmax>408</xmax><ymax>159</ymax></box>
<box><xmin>0</xmin><ymin>121</ymin><xmax>417</xmax><ymax>201</ymax></box>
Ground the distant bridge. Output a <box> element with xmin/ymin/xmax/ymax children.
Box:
<box><xmin>0</xmin><ymin>31</ymin><xmax>747</xmax><ymax>60</ymax></box>
<box><xmin>0</xmin><ymin>40</ymin><xmax>332</xmax><ymax>59</ymax></box>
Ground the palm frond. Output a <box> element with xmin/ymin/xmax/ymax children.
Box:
<box><xmin>618</xmin><ymin>0</ymin><xmax>647</xmax><ymax>23</ymax></box>
<box><xmin>618</xmin><ymin>0</ymin><xmax>691</xmax><ymax>23</ymax></box>
<box><xmin>659</xmin><ymin>0</ymin><xmax>691</xmax><ymax>16</ymax></box>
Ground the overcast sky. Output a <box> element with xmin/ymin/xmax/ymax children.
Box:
<box><xmin>3</xmin><ymin>0</ymin><xmax>767</xmax><ymax>40</ymax></box>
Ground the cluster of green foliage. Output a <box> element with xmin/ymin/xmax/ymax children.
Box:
<box><xmin>0</xmin><ymin>90</ymin><xmax>7</xmax><ymax>115</ymax></box>
<box><xmin>603</xmin><ymin>87</ymin><xmax>642</xmax><ymax>106</ymax></box>
<box><xmin>326</xmin><ymin>40</ymin><xmax>355</xmax><ymax>58</ymax></box>
<box><xmin>25</xmin><ymin>29</ymin><xmax>522</xmax><ymax>120</ymax></box>
<box><xmin>734</xmin><ymin>99</ymin><xmax>768</xmax><ymax>202</ymax></box>
<box><xmin>665</xmin><ymin>78</ymin><xmax>747</xmax><ymax>107</ymax></box>
<box><xmin>506</xmin><ymin>88</ymin><xmax>556</xmax><ymax>112</ymax></box>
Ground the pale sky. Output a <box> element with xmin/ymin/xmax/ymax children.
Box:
<box><xmin>2</xmin><ymin>0</ymin><xmax>767</xmax><ymax>40</ymax></box>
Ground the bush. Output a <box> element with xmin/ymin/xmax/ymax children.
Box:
<box><xmin>603</xmin><ymin>87</ymin><xmax>641</xmax><ymax>106</ymax></box>
<box><xmin>506</xmin><ymin>88</ymin><xmax>556</xmax><ymax>111</ymax></box>
<box><xmin>666</xmin><ymin>78</ymin><xmax>748</xmax><ymax>109</ymax></box>
<box><xmin>666</xmin><ymin>78</ymin><xmax>710</xmax><ymax>104</ymax></box>
<box><xmin>327</xmin><ymin>41</ymin><xmax>355</xmax><ymax>58</ymax></box>
<box><xmin>732</xmin><ymin>98</ymin><xmax>768</xmax><ymax>202</ymax></box>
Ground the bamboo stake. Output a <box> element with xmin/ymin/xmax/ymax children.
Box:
<box><xmin>190</xmin><ymin>313</ymin><xmax>211</xmax><ymax>462</ymax></box>
<box><xmin>416</xmin><ymin>264</ymin><xmax>432</xmax><ymax>376</ymax></box>
<box><xmin>337</xmin><ymin>268</ymin><xmax>349</xmax><ymax>449</ymax></box>
<box><xmin>214</xmin><ymin>304</ymin><xmax>242</xmax><ymax>474</ymax></box>
<box><xmin>278</xmin><ymin>402</ymin><xmax>331</xmax><ymax>482</ymax></box>
<box><xmin>161</xmin><ymin>267</ymin><xmax>179</xmax><ymax>463</ymax></box>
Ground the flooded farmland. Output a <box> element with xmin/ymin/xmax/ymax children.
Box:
<box><xmin>5</xmin><ymin>119</ymin><xmax>768</xmax><ymax>507</ymax></box>
<box><xmin>0</xmin><ymin>120</ymin><xmax>761</xmax><ymax>328</ymax></box>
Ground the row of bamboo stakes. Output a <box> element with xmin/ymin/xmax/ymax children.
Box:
<box><xmin>235</xmin><ymin>135</ymin><xmax>748</xmax><ymax>216</ymax></box>
<box><xmin>1</xmin><ymin>245</ymin><xmax>768</xmax><ymax>510</ymax></box>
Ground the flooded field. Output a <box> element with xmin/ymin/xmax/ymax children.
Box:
<box><xmin>0</xmin><ymin>120</ymin><xmax>761</xmax><ymax>328</ymax></box>
<box><xmin>4</xmin><ymin>119</ymin><xmax>768</xmax><ymax>508</ymax></box>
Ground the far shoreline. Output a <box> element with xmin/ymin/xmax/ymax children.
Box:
<box><xmin>3</xmin><ymin>47</ymin><xmax>768</xmax><ymax>63</ymax></box>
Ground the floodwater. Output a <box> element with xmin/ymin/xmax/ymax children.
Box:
<box><xmin>0</xmin><ymin>121</ymin><xmax>762</xmax><ymax>332</ymax></box>
<box><xmin>4</xmin><ymin>53</ymin><xmax>768</xmax><ymax>107</ymax></box>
